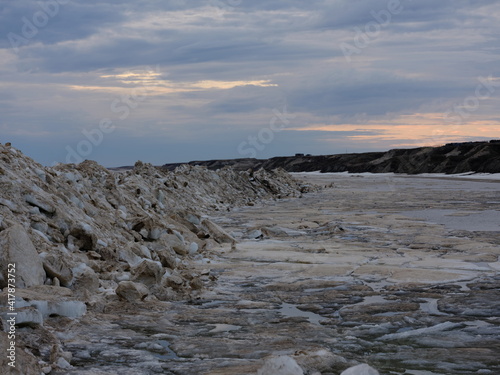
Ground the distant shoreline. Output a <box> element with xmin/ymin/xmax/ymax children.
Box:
<box><xmin>133</xmin><ymin>140</ymin><xmax>500</xmax><ymax>175</ymax></box>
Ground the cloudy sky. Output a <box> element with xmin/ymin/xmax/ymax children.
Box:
<box><xmin>1</xmin><ymin>0</ymin><xmax>500</xmax><ymax>166</ymax></box>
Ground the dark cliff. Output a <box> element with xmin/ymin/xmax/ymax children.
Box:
<box><xmin>161</xmin><ymin>140</ymin><xmax>500</xmax><ymax>174</ymax></box>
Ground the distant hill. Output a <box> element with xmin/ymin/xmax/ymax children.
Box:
<box><xmin>160</xmin><ymin>140</ymin><xmax>500</xmax><ymax>174</ymax></box>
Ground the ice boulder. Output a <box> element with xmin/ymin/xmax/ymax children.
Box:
<box><xmin>15</xmin><ymin>299</ymin><xmax>86</xmax><ymax>319</ymax></box>
<box><xmin>294</xmin><ymin>349</ymin><xmax>347</xmax><ymax>373</ymax></box>
<box><xmin>257</xmin><ymin>355</ymin><xmax>304</xmax><ymax>375</ymax></box>
<box><xmin>201</xmin><ymin>219</ymin><xmax>236</xmax><ymax>244</ymax></box>
<box><xmin>131</xmin><ymin>259</ymin><xmax>163</xmax><ymax>286</ymax></box>
<box><xmin>0</xmin><ymin>225</ymin><xmax>45</xmax><ymax>288</ymax></box>
<box><xmin>116</xmin><ymin>281</ymin><xmax>150</xmax><ymax>302</ymax></box>
<box><xmin>41</xmin><ymin>252</ymin><xmax>74</xmax><ymax>287</ymax></box>
<box><xmin>341</xmin><ymin>364</ymin><xmax>380</xmax><ymax>375</ymax></box>
<box><xmin>0</xmin><ymin>306</ymin><xmax>43</xmax><ymax>327</ymax></box>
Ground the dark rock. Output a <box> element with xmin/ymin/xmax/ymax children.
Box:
<box><xmin>116</xmin><ymin>281</ymin><xmax>150</xmax><ymax>302</ymax></box>
<box><xmin>131</xmin><ymin>260</ymin><xmax>163</xmax><ymax>286</ymax></box>
<box><xmin>69</xmin><ymin>225</ymin><xmax>97</xmax><ymax>251</ymax></box>
<box><xmin>41</xmin><ymin>253</ymin><xmax>74</xmax><ymax>287</ymax></box>
<box><xmin>161</xmin><ymin>141</ymin><xmax>500</xmax><ymax>174</ymax></box>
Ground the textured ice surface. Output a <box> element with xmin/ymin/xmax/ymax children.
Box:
<box><xmin>279</xmin><ymin>303</ymin><xmax>324</xmax><ymax>325</ymax></box>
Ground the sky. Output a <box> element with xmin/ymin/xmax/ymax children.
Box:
<box><xmin>1</xmin><ymin>0</ymin><xmax>500</xmax><ymax>167</ymax></box>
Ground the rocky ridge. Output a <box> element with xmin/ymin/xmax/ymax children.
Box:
<box><xmin>0</xmin><ymin>143</ymin><xmax>311</xmax><ymax>374</ymax></box>
<box><xmin>161</xmin><ymin>140</ymin><xmax>500</xmax><ymax>174</ymax></box>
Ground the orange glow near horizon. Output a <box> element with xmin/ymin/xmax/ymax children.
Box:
<box><xmin>290</xmin><ymin>112</ymin><xmax>500</xmax><ymax>148</ymax></box>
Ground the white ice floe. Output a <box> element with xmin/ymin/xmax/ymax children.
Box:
<box><xmin>341</xmin><ymin>364</ymin><xmax>380</xmax><ymax>375</ymax></box>
<box><xmin>279</xmin><ymin>303</ymin><xmax>324</xmax><ymax>325</ymax></box>
<box><xmin>378</xmin><ymin>322</ymin><xmax>462</xmax><ymax>341</ymax></box>
<box><xmin>419</xmin><ymin>298</ymin><xmax>450</xmax><ymax>316</ymax></box>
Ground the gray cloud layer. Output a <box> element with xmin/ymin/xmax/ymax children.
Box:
<box><xmin>1</xmin><ymin>0</ymin><xmax>499</xmax><ymax>166</ymax></box>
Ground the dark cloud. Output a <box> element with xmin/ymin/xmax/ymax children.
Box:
<box><xmin>287</xmin><ymin>73</ymin><xmax>465</xmax><ymax>118</ymax></box>
<box><xmin>0</xmin><ymin>1</ymin><xmax>126</xmax><ymax>50</ymax></box>
<box><xmin>318</xmin><ymin>0</ymin><xmax>498</xmax><ymax>31</ymax></box>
